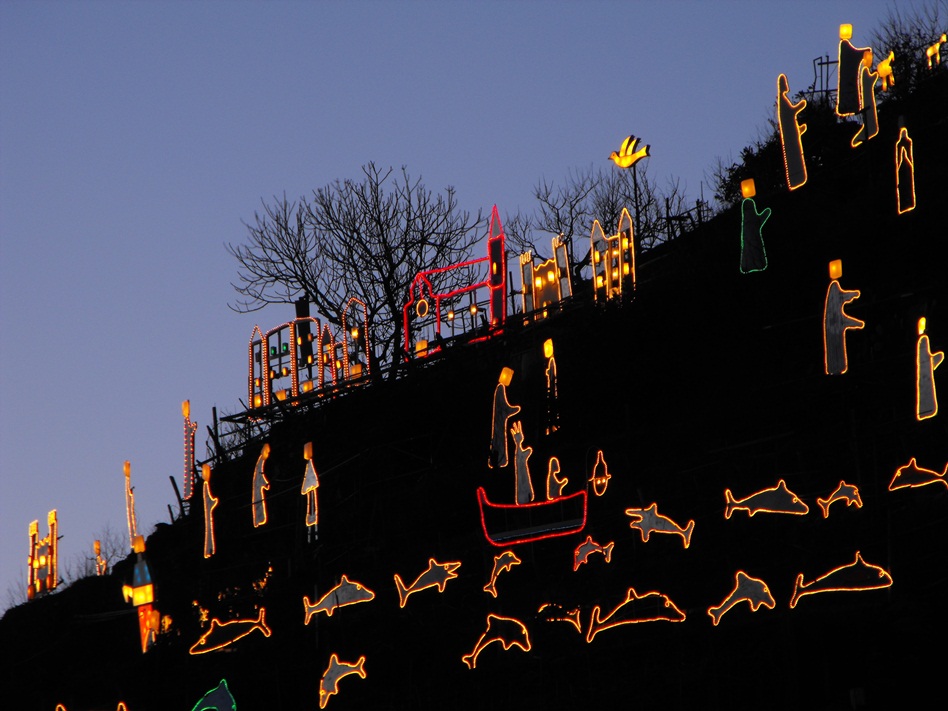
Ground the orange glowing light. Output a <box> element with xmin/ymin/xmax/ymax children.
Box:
<box><xmin>462</xmin><ymin>614</ymin><xmax>532</xmax><ymax>669</ymax></box>
<box><xmin>27</xmin><ymin>510</ymin><xmax>58</xmax><ymax>600</ymax></box>
<box><xmin>707</xmin><ymin>571</ymin><xmax>776</xmax><ymax>626</ymax></box>
<box><xmin>777</xmin><ymin>73</ymin><xmax>808</xmax><ymax>190</ymax></box>
<box><xmin>586</xmin><ymin>587</ymin><xmax>686</xmax><ymax>643</ymax></box>
<box><xmin>895</xmin><ymin>127</ymin><xmax>916</xmax><ymax>214</ymax></box>
<box><xmin>877</xmin><ymin>50</ymin><xmax>895</xmax><ymax>90</ymax></box>
<box><xmin>816</xmin><ymin>481</ymin><xmax>863</xmax><ymax>517</ymax></box>
<box><xmin>916</xmin><ymin>318</ymin><xmax>943</xmax><ymax>420</ymax></box>
<box><xmin>609</xmin><ymin>135</ymin><xmax>650</xmax><ymax>169</ymax></box>
<box><xmin>823</xmin><ymin>264</ymin><xmax>864</xmax><ymax>375</ymax></box>
<box><xmin>591</xmin><ymin>208</ymin><xmax>635</xmax><ymax>302</ymax></box>
<box><xmin>520</xmin><ymin>237</ymin><xmax>572</xmax><ymax>319</ymax></box>
<box><xmin>740</xmin><ymin>179</ymin><xmax>756</xmax><ymax>199</ymax></box>
<box><xmin>189</xmin><ymin>607</ymin><xmax>271</xmax><ymax>654</ymax></box>
<box><xmin>926</xmin><ymin>33</ymin><xmax>946</xmax><ymax>68</ymax></box>
<box><xmin>393</xmin><ymin>558</ymin><xmax>461</xmax><ymax>608</ymax></box>
<box><xmin>202</xmin><ymin>464</ymin><xmax>218</xmax><ymax>559</ymax></box>
<box><xmin>724</xmin><ymin>479</ymin><xmax>809</xmax><ymax>518</ymax></box>
<box><xmin>319</xmin><ymin>654</ymin><xmax>366</xmax><ymax>709</ymax></box>
<box><xmin>590</xmin><ymin>450</ymin><xmax>611</xmax><ymax>497</ymax></box>
<box><xmin>888</xmin><ymin>457</ymin><xmax>947</xmax><ymax>491</ymax></box>
<box><xmin>573</xmin><ymin>535</ymin><xmax>614</xmax><ymax>571</ymax></box>
<box><xmin>483</xmin><ymin>551</ymin><xmax>521</xmax><ymax>598</ymax></box>
<box><xmin>789</xmin><ymin>551</ymin><xmax>892</xmax><ymax>608</ymax></box>
<box><xmin>304</xmin><ymin>575</ymin><xmax>376</xmax><ymax>623</ymax></box>
<box><xmin>624</xmin><ymin>502</ymin><xmax>695</xmax><ymax>548</ymax></box>
<box><xmin>341</xmin><ymin>296</ymin><xmax>371</xmax><ymax>380</ymax></box>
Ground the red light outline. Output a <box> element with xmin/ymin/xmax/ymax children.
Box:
<box><xmin>476</xmin><ymin>486</ymin><xmax>588</xmax><ymax>547</ymax></box>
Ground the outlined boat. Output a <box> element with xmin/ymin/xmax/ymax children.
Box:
<box><xmin>476</xmin><ymin>486</ymin><xmax>587</xmax><ymax>547</ymax></box>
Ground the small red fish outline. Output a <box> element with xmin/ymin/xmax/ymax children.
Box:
<box><xmin>817</xmin><ymin>480</ymin><xmax>863</xmax><ymax>517</ymax></box>
<box><xmin>707</xmin><ymin>571</ymin><xmax>776</xmax><ymax>626</ymax></box>
<box><xmin>888</xmin><ymin>457</ymin><xmax>948</xmax><ymax>491</ymax></box>
<box><xmin>724</xmin><ymin>479</ymin><xmax>809</xmax><ymax>519</ymax></box>
<box><xmin>586</xmin><ymin>587</ymin><xmax>686</xmax><ymax>643</ymax></box>
<box><xmin>393</xmin><ymin>558</ymin><xmax>461</xmax><ymax>608</ymax></box>
<box><xmin>573</xmin><ymin>535</ymin><xmax>614</xmax><ymax>571</ymax></box>
<box><xmin>318</xmin><ymin>653</ymin><xmax>366</xmax><ymax>709</ymax></box>
<box><xmin>483</xmin><ymin>551</ymin><xmax>521</xmax><ymax>598</ymax></box>
<box><xmin>462</xmin><ymin>613</ymin><xmax>531</xmax><ymax>669</ymax></box>
<box><xmin>624</xmin><ymin>502</ymin><xmax>695</xmax><ymax>548</ymax></box>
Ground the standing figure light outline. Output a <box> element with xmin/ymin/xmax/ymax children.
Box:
<box><xmin>182</xmin><ymin>400</ymin><xmax>198</xmax><ymax>500</ymax></box>
<box><xmin>777</xmin><ymin>73</ymin><xmax>808</xmax><ymax>190</ymax></box>
<box><xmin>836</xmin><ymin>24</ymin><xmax>870</xmax><ymax>117</ymax></box>
<box><xmin>739</xmin><ymin>179</ymin><xmax>771</xmax><ymax>273</ymax></box>
<box><xmin>916</xmin><ymin>317</ymin><xmax>943</xmax><ymax>420</ymax></box>
<box><xmin>488</xmin><ymin>368</ymin><xmax>520</xmax><ymax>469</ymax></box>
<box><xmin>302</xmin><ymin>441</ymin><xmax>320</xmax><ymax>529</ymax></box>
<box><xmin>251</xmin><ymin>443</ymin><xmax>270</xmax><ymax>528</ymax></box>
<box><xmin>850</xmin><ymin>49</ymin><xmax>879</xmax><ymax>147</ymax></box>
<box><xmin>823</xmin><ymin>260</ymin><xmax>864</xmax><ymax>375</ymax></box>
<box><xmin>124</xmin><ymin>461</ymin><xmax>138</xmax><ymax>550</ymax></box>
<box><xmin>202</xmin><ymin>464</ymin><xmax>218</xmax><ymax>559</ymax></box>
<box><xmin>895</xmin><ymin>126</ymin><xmax>916</xmax><ymax>214</ymax></box>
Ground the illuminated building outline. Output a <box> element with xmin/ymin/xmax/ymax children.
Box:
<box><xmin>586</xmin><ymin>587</ymin><xmax>686</xmax><ymax>643</ymax></box>
<box><xmin>573</xmin><ymin>535</ymin><xmax>614</xmax><ymax>571</ymax></box>
<box><xmin>402</xmin><ymin>205</ymin><xmax>506</xmax><ymax>357</ymax></box>
<box><xmin>624</xmin><ymin>502</ymin><xmax>695</xmax><ymax>548</ymax></box>
<box><xmin>462</xmin><ymin>613</ymin><xmax>532</xmax><ymax>669</ymax></box>
<box><xmin>724</xmin><ymin>479</ymin><xmax>809</xmax><ymax>518</ymax></box>
<box><xmin>888</xmin><ymin>457</ymin><xmax>947</xmax><ymax>491</ymax></box>
<box><xmin>202</xmin><ymin>464</ymin><xmax>218</xmax><ymax>559</ymax></box>
<box><xmin>483</xmin><ymin>551</ymin><xmax>521</xmax><ymax>598</ymax></box>
<box><xmin>304</xmin><ymin>575</ymin><xmax>376</xmax><ymax>623</ymax></box>
<box><xmin>895</xmin><ymin>126</ymin><xmax>916</xmax><ymax>214</ymax></box>
<box><xmin>519</xmin><ymin>236</ymin><xmax>572</xmax><ymax>319</ymax></box>
<box><xmin>302</xmin><ymin>441</ymin><xmax>320</xmax><ymax>528</ymax></box>
<box><xmin>393</xmin><ymin>558</ymin><xmax>461</xmax><ymax>608</ymax></box>
<box><xmin>591</xmin><ymin>208</ymin><xmax>635</xmax><ymax>302</ymax></box>
<box><xmin>916</xmin><ymin>317</ymin><xmax>943</xmax><ymax>420</ymax></box>
<box><xmin>182</xmin><ymin>400</ymin><xmax>198</xmax><ymax>500</ymax></box>
<box><xmin>248</xmin><ymin>316</ymin><xmax>323</xmax><ymax>409</ymax></box>
<box><xmin>341</xmin><ymin>296</ymin><xmax>371</xmax><ymax>380</ymax></box>
<box><xmin>789</xmin><ymin>551</ymin><xmax>893</xmax><ymax>608</ymax></box>
<box><xmin>27</xmin><ymin>509</ymin><xmax>58</xmax><ymax>600</ymax></box>
<box><xmin>823</xmin><ymin>260</ymin><xmax>864</xmax><ymax>375</ymax></box>
<box><xmin>319</xmin><ymin>654</ymin><xmax>367</xmax><ymax>709</ymax></box>
<box><xmin>707</xmin><ymin>571</ymin><xmax>776</xmax><ymax>626</ymax></box>
<box><xmin>251</xmin><ymin>443</ymin><xmax>270</xmax><ymax>528</ymax></box>
<box><xmin>777</xmin><ymin>73</ymin><xmax>808</xmax><ymax>190</ymax></box>
<box><xmin>816</xmin><ymin>481</ymin><xmax>863</xmax><ymax>517</ymax></box>
<box><xmin>189</xmin><ymin>607</ymin><xmax>271</xmax><ymax>654</ymax></box>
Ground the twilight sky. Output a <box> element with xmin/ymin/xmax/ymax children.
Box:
<box><xmin>0</xmin><ymin>0</ymin><xmax>922</xmax><ymax>608</ymax></box>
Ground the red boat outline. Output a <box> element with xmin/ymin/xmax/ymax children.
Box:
<box><xmin>476</xmin><ymin>486</ymin><xmax>587</xmax><ymax>547</ymax></box>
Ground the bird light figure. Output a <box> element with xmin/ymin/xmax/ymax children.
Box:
<box><xmin>609</xmin><ymin>135</ymin><xmax>650</xmax><ymax>169</ymax></box>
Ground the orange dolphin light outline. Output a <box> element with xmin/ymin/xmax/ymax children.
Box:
<box><xmin>586</xmin><ymin>587</ymin><xmax>686</xmax><ymax>643</ymax></box>
<box><xmin>483</xmin><ymin>551</ymin><xmax>521</xmax><ymax>598</ymax></box>
<box><xmin>462</xmin><ymin>613</ymin><xmax>532</xmax><ymax>668</ymax></box>
<box><xmin>624</xmin><ymin>502</ymin><xmax>695</xmax><ymax>548</ymax></box>
<box><xmin>888</xmin><ymin>457</ymin><xmax>948</xmax><ymax>491</ymax></box>
<box><xmin>724</xmin><ymin>479</ymin><xmax>809</xmax><ymax>518</ymax></box>
<box><xmin>188</xmin><ymin>607</ymin><xmax>271</xmax><ymax>654</ymax></box>
<box><xmin>790</xmin><ymin>551</ymin><xmax>892</xmax><ymax>608</ymax></box>
<box><xmin>707</xmin><ymin>571</ymin><xmax>776</xmax><ymax>626</ymax></box>
<box><xmin>304</xmin><ymin>575</ymin><xmax>376</xmax><ymax>623</ymax></box>
<box><xmin>573</xmin><ymin>535</ymin><xmax>614</xmax><ymax>571</ymax></box>
<box><xmin>319</xmin><ymin>654</ymin><xmax>366</xmax><ymax>709</ymax></box>
<box><xmin>817</xmin><ymin>481</ymin><xmax>863</xmax><ymax>517</ymax></box>
<box><xmin>393</xmin><ymin>558</ymin><xmax>461</xmax><ymax>608</ymax></box>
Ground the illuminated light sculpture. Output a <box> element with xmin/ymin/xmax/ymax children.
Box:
<box><xmin>122</xmin><ymin>536</ymin><xmax>155</xmax><ymax>607</ymax></box>
<box><xmin>304</xmin><ymin>575</ymin><xmax>376</xmax><ymax>623</ymax></box>
<box><xmin>777</xmin><ymin>73</ymin><xmax>808</xmax><ymax>190</ymax></box>
<box><xmin>850</xmin><ymin>51</ymin><xmax>879</xmax><ymax>148</ymax></box>
<box><xmin>341</xmin><ymin>296</ymin><xmax>371</xmax><ymax>380</ymax></box>
<box><xmin>393</xmin><ymin>558</ymin><xmax>461</xmax><ymax>608</ymax></box>
<box><xmin>510</xmin><ymin>421</ymin><xmax>536</xmax><ymax>504</ymax></box>
<box><xmin>926</xmin><ymin>33</ymin><xmax>946</xmax><ymax>69</ymax></box>
<box><xmin>537</xmin><ymin>603</ymin><xmax>582</xmax><ymax>633</ymax></box>
<box><xmin>462</xmin><ymin>613</ymin><xmax>532</xmax><ymax>669</ymax></box>
<box><xmin>590</xmin><ymin>450</ymin><xmax>611</xmax><ymax>497</ymax></box>
<box><xmin>124</xmin><ymin>460</ymin><xmax>138</xmax><ymax>550</ymax></box>
<box><xmin>27</xmin><ymin>509</ymin><xmax>58</xmax><ymax>600</ymax></box>
<box><xmin>483</xmin><ymin>550</ymin><xmax>521</xmax><ymax>598</ymax></box>
<box><xmin>477</xmin><ymin>486</ymin><xmax>588</xmax><ymax>546</ymax></box>
<box><xmin>591</xmin><ymin>208</ymin><xmax>635</xmax><ymax>302</ymax></box>
<box><xmin>519</xmin><ymin>236</ymin><xmax>573</xmax><ymax>319</ymax></box>
<box><xmin>888</xmin><ymin>457</ymin><xmax>947</xmax><ymax>491</ymax></box>
<box><xmin>707</xmin><ymin>571</ymin><xmax>776</xmax><ymax>626</ymax></box>
<box><xmin>189</xmin><ymin>607</ymin><xmax>271</xmax><ymax>654</ymax></box>
<box><xmin>823</xmin><ymin>259</ymin><xmax>864</xmax><ymax>375</ymax></box>
<box><xmin>916</xmin><ymin>317</ymin><xmax>943</xmax><ymax>420</ymax></box>
<box><xmin>817</xmin><ymin>481</ymin><xmax>863</xmax><ymax>517</ymax></box>
<box><xmin>586</xmin><ymin>587</ymin><xmax>686</xmax><ymax>643</ymax></box>
<box><xmin>836</xmin><ymin>24</ymin><xmax>871</xmax><ymax>117</ymax></box>
<box><xmin>317</xmin><ymin>322</ymin><xmax>340</xmax><ymax>390</ymax></box>
<box><xmin>319</xmin><ymin>654</ymin><xmax>367</xmax><ymax>709</ymax></box>
<box><xmin>201</xmin><ymin>464</ymin><xmax>218</xmax><ymax>558</ymax></box>
<box><xmin>190</xmin><ymin>679</ymin><xmax>237</xmax><ymax>711</ymax></box>
<box><xmin>488</xmin><ymin>368</ymin><xmax>521</xmax><ymax>468</ymax></box>
<box><xmin>402</xmin><ymin>205</ymin><xmax>506</xmax><ymax>357</ymax></box>
<box><xmin>624</xmin><ymin>502</ymin><xmax>695</xmax><ymax>548</ymax></box>
<box><xmin>94</xmin><ymin>539</ymin><xmax>107</xmax><ymax>576</ymax></box>
<box><xmin>302</xmin><ymin>441</ymin><xmax>320</xmax><ymax>529</ymax></box>
<box><xmin>877</xmin><ymin>50</ymin><xmax>895</xmax><ymax>91</ymax></box>
<box><xmin>182</xmin><ymin>400</ymin><xmax>198</xmax><ymax>500</ymax></box>
<box><xmin>136</xmin><ymin>604</ymin><xmax>160</xmax><ymax>654</ymax></box>
<box><xmin>545</xmin><ymin>457</ymin><xmax>568</xmax><ymax>500</ymax></box>
<box><xmin>739</xmin><ymin>179</ymin><xmax>771</xmax><ymax>274</ymax></box>
<box><xmin>609</xmin><ymin>134</ymin><xmax>650</xmax><ymax>169</ymax></box>
<box><xmin>251</xmin><ymin>443</ymin><xmax>270</xmax><ymax>528</ymax></box>
<box><xmin>789</xmin><ymin>551</ymin><xmax>893</xmax><ymax>608</ymax></box>
<box><xmin>544</xmin><ymin>338</ymin><xmax>560</xmax><ymax>435</ymax></box>
<box><xmin>895</xmin><ymin>126</ymin><xmax>916</xmax><ymax>214</ymax></box>
<box><xmin>573</xmin><ymin>535</ymin><xmax>614</xmax><ymax>571</ymax></box>
<box><xmin>248</xmin><ymin>316</ymin><xmax>322</xmax><ymax>409</ymax></box>
<box><xmin>724</xmin><ymin>479</ymin><xmax>809</xmax><ymax>518</ymax></box>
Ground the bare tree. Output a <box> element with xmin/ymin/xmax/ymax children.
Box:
<box><xmin>871</xmin><ymin>1</ymin><xmax>947</xmax><ymax>107</ymax></box>
<box><xmin>228</xmin><ymin>163</ymin><xmax>483</xmax><ymax>378</ymax></box>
